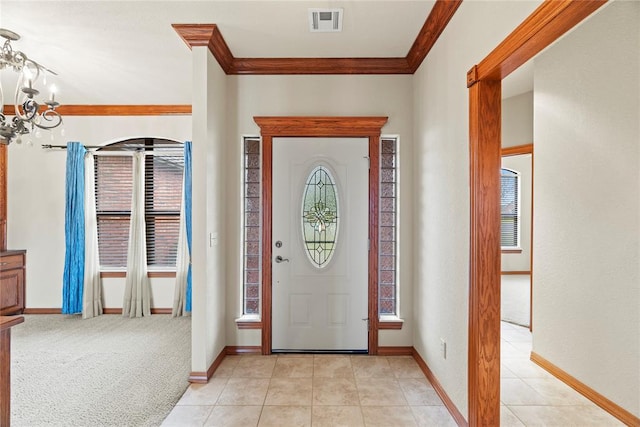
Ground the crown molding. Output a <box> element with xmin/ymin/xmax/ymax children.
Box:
<box><xmin>407</xmin><ymin>0</ymin><xmax>462</xmax><ymax>72</ymax></box>
<box><xmin>172</xmin><ymin>0</ymin><xmax>462</xmax><ymax>75</ymax></box>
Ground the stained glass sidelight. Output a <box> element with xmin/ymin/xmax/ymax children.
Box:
<box><xmin>243</xmin><ymin>137</ymin><xmax>261</xmax><ymax>314</ymax></box>
<box><xmin>379</xmin><ymin>138</ymin><xmax>397</xmax><ymax>315</ymax></box>
<box><xmin>301</xmin><ymin>166</ymin><xmax>339</xmax><ymax>268</ymax></box>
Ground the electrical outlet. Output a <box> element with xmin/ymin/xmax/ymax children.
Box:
<box><xmin>440</xmin><ymin>338</ymin><xmax>447</xmax><ymax>359</ymax></box>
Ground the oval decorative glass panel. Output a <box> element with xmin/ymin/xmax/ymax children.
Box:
<box><xmin>301</xmin><ymin>165</ymin><xmax>339</xmax><ymax>268</ymax></box>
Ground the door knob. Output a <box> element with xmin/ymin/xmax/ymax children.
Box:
<box><xmin>275</xmin><ymin>255</ymin><xmax>290</xmax><ymax>263</ymax></box>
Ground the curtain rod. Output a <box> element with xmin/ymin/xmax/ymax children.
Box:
<box><xmin>42</xmin><ymin>144</ymin><xmax>184</xmax><ymax>150</ymax></box>
<box><xmin>41</xmin><ymin>144</ymin><xmax>184</xmax><ymax>156</ymax></box>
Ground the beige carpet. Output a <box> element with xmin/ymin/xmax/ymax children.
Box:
<box><xmin>10</xmin><ymin>314</ymin><xmax>191</xmax><ymax>427</ymax></box>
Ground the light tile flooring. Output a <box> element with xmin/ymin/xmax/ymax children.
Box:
<box><xmin>162</xmin><ymin>323</ymin><xmax>623</xmax><ymax>426</ymax></box>
<box><xmin>500</xmin><ymin>321</ymin><xmax>623</xmax><ymax>426</ymax></box>
<box><xmin>162</xmin><ymin>354</ymin><xmax>456</xmax><ymax>426</ymax></box>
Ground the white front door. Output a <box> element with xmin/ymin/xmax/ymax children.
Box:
<box><xmin>272</xmin><ymin>137</ymin><xmax>369</xmax><ymax>351</ymax></box>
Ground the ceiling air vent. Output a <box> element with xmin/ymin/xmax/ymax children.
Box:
<box><xmin>308</xmin><ymin>8</ymin><xmax>343</xmax><ymax>32</ymax></box>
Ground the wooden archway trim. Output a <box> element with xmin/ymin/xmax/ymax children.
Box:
<box><xmin>254</xmin><ymin>116</ymin><xmax>388</xmax><ymax>355</ymax></box>
<box><xmin>466</xmin><ymin>1</ymin><xmax>606</xmax><ymax>426</ymax></box>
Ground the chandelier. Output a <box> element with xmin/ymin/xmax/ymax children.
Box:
<box><xmin>0</xmin><ymin>28</ymin><xmax>62</xmax><ymax>145</ymax></box>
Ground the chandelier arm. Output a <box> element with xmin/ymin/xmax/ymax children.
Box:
<box><xmin>0</xmin><ymin>28</ymin><xmax>62</xmax><ymax>144</ymax></box>
<box><xmin>34</xmin><ymin>109</ymin><xmax>62</xmax><ymax>130</ymax></box>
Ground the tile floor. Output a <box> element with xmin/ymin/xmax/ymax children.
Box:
<box><xmin>162</xmin><ymin>323</ymin><xmax>623</xmax><ymax>426</ymax></box>
<box><xmin>162</xmin><ymin>353</ymin><xmax>456</xmax><ymax>426</ymax></box>
<box><xmin>500</xmin><ymin>321</ymin><xmax>623</xmax><ymax>426</ymax></box>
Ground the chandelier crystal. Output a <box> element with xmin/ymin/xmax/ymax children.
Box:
<box><xmin>0</xmin><ymin>28</ymin><xmax>62</xmax><ymax>145</ymax></box>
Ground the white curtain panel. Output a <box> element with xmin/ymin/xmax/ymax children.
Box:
<box><xmin>123</xmin><ymin>152</ymin><xmax>151</xmax><ymax>317</ymax></box>
<box><xmin>172</xmin><ymin>178</ymin><xmax>189</xmax><ymax>317</ymax></box>
<box><xmin>83</xmin><ymin>152</ymin><xmax>103</xmax><ymax>318</ymax></box>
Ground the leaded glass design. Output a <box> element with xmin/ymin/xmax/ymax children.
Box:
<box><xmin>301</xmin><ymin>166</ymin><xmax>339</xmax><ymax>268</ymax></box>
<box><xmin>379</xmin><ymin>138</ymin><xmax>397</xmax><ymax>315</ymax></box>
<box><xmin>243</xmin><ymin>137</ymin><xmax>261</xmax><ymax>314</ymax></box>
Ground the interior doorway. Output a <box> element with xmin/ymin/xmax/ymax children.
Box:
<box><xmin>466</xmin><ymin>2</ymin><xmax>607</xmax><ymax>425</ymax></box>
<box><xmin>501</xmin><ymin>144</ymin><xmax>533</xmax><ymax>329</ymax></box>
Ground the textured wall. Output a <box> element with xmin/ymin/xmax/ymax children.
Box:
<box><xmin>533</xmin><ymin>1</ymin><xmax>639</xmax><ymax>416</ymax></box>
<box><xmin>413</xmin><ymin>1</ymin><xmax>542</xmax><ymax>419</ymax></box>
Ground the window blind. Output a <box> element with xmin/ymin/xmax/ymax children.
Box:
<box><xmin>94</xmin><ymin>139</ymin><xmax>184</xmax><ymax>269</ymax></box>
<box><xmin>95</xmin><ymin>155</ymin><xmax>133</xmax><ymax>268</ymax></box>
<box><xmin>144</xmin><ymin>154</ymin><xmax>183</xmax><ymax>266</ymax></box>
<box><xmin>500</xmin><ymin>169</ymin><xmax>519</xmax><ymax>247</ymax></box>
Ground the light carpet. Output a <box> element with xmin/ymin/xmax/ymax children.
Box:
<box><xmin>10</xmin><ymin>314</ymin><xmax>191</xmax><ymax>427</ymax></box>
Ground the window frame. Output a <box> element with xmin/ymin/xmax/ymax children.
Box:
<box><xmin>239</xmin><ymin>136</ymin><xmax>262</xmax><ymax>318</ymax></box>
<box><xmin>379</xmin><ymin>136</ymin><xmax>400</xmax><ymax>319</ymax></box>
<box><xmin>500</xmin><ymin>167</ymin><xmax>521</xmax><ymax>250</ymax></box>
<box><xmin>94</xmin><ymin>137</ymin><xmax>184</xmax><ymax>273</ymax></box>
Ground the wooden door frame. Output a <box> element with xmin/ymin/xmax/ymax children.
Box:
<box><xmin>254</xmin><ymin>116</ymin><xmax>388</xmax><ymax>355</ymax></box>
<box><xmin>466</xmin><ymin>1</ymin><xmax>606</xmax><ymax>425</ymax></box>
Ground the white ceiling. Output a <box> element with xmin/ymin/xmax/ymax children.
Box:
<box><xmin>0</xmin><ymin>1</ymin><xmax>532</xmax><ymax>105</ymax></box>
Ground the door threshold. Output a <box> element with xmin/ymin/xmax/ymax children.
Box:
<box><xmin>271</xmin><ymin>349</ymin><xmax>368</xmax><ymax>355</ymax></box>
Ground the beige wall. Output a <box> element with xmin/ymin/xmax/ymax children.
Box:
<box><xmin>502</xmin><ymin>91</ymin><xmax>533</xmax><ymax>148</ymax></box>
<box><xmin>190</xmin><ymin>47</ymin><xmax>228</xmax><ymax>372</ymax></box>
<box><xmin>225</xmin><ymin>74</ymin><xmax>415</xmax><ymax>348</ymax></box>
<box><xmin>533</xmin><ymin>0</ymin><xmax>639</xmax><ymax>416</ymax></box>
<box><xmin>412</xmin><ymin>1</ymin><xmax>542</xmax><ymax>419</ymax></box>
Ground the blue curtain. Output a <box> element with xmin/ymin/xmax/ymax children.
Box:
<box><xmin>62</xmin><ymin>142</ymin><xmax>86</xmax><ymax>314</ymax></box>
<box><xmin>184</xmin><ymin>141</ymin><xmax>193</xmax><ymax>312</ymax></box>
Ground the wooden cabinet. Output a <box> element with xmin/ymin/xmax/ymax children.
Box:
<box><xmin>0</xmin><ymin>250</ymin><xmax>25</xmax><ymax>315</ymax></box>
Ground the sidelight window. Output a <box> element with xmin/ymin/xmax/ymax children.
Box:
<box><xmin>242</xmin><ymin>137</ymin><xmax>261</xmax><ymax>315</ymax></box>
<box><xmin>379</xmin><ymin>137</ymin><xmax>398</xmax><ymax>316</ymax></box>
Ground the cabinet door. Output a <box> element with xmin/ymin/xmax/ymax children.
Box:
<box><xmin>0</xmin><ymin>268</ymin><xmax>24</xmax><ymax>315</ymax></box>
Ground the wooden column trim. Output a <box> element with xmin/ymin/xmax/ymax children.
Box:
<box><xmin>467</xmin><ymin>0</ymin><xmax>607</xmax><ymax>85</ymax></box>
<box><xmin>255</xmin><ymin>117</ymin><xmax>387</xmax><ymax>355</ymax></box>
<box><xmin>468</xmin><ymin>78</ymin><xmax>502</xmax><ymax>427</ymax></box>
<box><xmin>467</xmin><ymin>1</ymin><xmax>607</xmax><ymax>425</ymax></box>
